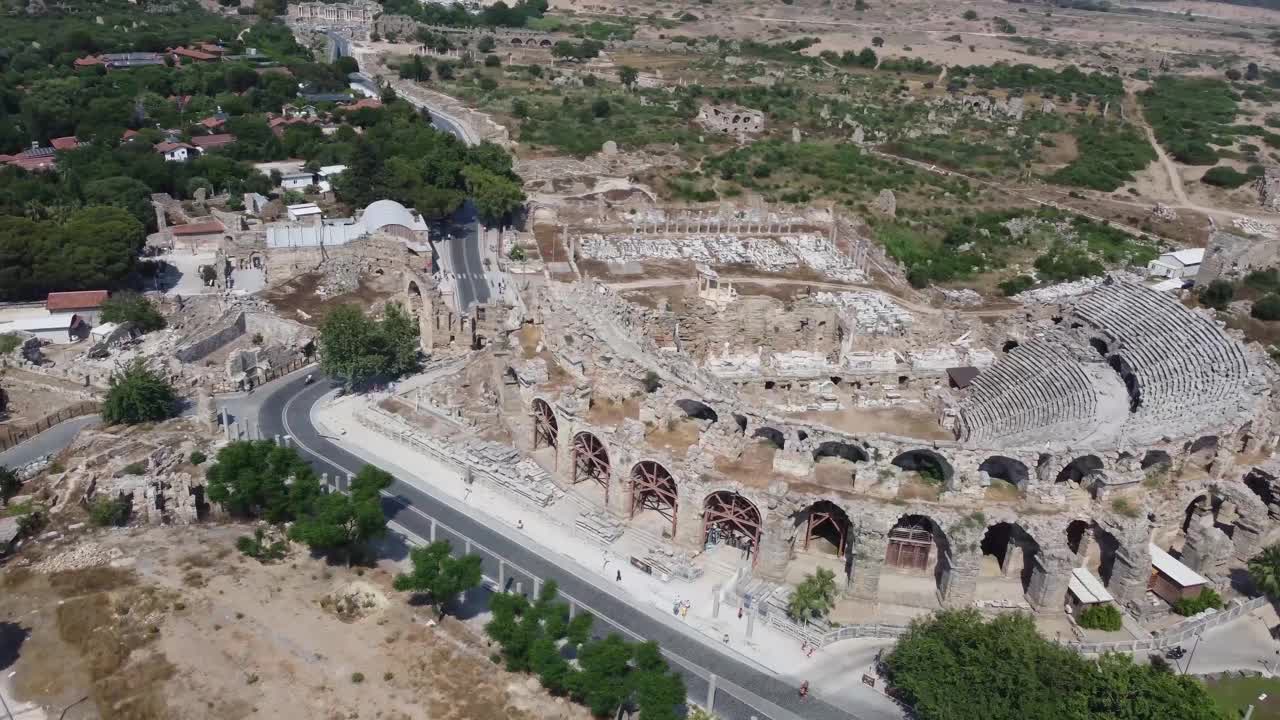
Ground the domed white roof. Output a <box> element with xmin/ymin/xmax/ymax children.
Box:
<box><xmin>361</xmin><ymin>199</ymin><xmax>418</xmax><ymax>231</ymax></box>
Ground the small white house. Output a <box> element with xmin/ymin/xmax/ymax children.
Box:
<box><xmin>286</xmin><ymin>202</ymin><xmax>323</xmax><ymax>223</ymax></box>
<box><xmin>2</xmin><ymin>313</ymin><xmax>88</xmax><ymax>344</ymax></box>
<box><xmin>280</xmin><ymin>171</ymin><xmax>316</xmax><ymax>191</ymax></box>
<box><xmin>1147</xmin><ymin>248</ymin><xmax>1205</xmax><ymax>280</ymax></box>
<box><xmin>155</xmin><ymin>142</ymin><xmax>194</xmax><ymax>163</ymax></box>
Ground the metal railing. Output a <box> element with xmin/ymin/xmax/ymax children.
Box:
<box><xmin>1067</xmin><ymin>596</ymin><xmax>1270</xmax><ymax>654</ymax></box>
<box><xmin>0</xmin><ymin>401</ymin><xmax>99</xmax><ymax>453</ymax></box>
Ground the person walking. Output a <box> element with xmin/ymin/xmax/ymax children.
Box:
<box><xmin>616</xmin><ymin>569</ymin><xmax>622</xmax><ymax>582</ymax></box>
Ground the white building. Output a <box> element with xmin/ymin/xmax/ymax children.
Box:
<box><xmin>1</xmin><ymin>313</ymin><xmax>88</xmax><ymax>344</ymax></box>
<box><xmin>155</xmin><ymin>142</ymin><xmax>194</xmax><ymax>162</ymax></box>
<box><xmin>1147</xmin><ymin>248</ymin><xmax>1205</xmax><ymax>280</ymax></box>
<box><xmin>286</xmin><ymin>203</ymin><xmax>323</xmax><ymax>223</ymax></box>
<box><xmin>280</xmin><ymin>171</ymin><xmax>316</xmax><ymax>191</ymax></box>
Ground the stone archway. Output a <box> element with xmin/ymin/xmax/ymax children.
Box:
<box><xmin>702</xmin><ymin>491</ymin><xmax>763</xmax><ymax>562</ymax></box>
<box><xmin>1066</xmin><ymin>519</ymin><xmax>1090</xmax><ymax>559</ymax></box>
<box><xmin>1141</xmin><ymin>450</ymin><xmax>1172</xmax><ymax>471</ymax></box>
<box><xmin>531</xmin><ymin>398</ymin><xmax>558</xmax><ymax>450</ymax></box>
<box><xmin>813</xmin><ymin>441</ymin><xmax>867</xmax><ymax>488</ymax></box>
<box><xmin>1055</xmin><ymin>455</ymin><xmax>1104</xmax><ymax>485</ymax></box>
<box><xmin>884</xmin><ymin>514</ymin><xmax>953</xmax><ymax>600</ymax></box>
<box><xmin>630</xmin><ymin>460</ymin><xmax>678</xmax><ymax>538</ymax></box>
<box><xmin>891</xmin><ymin>450</ymin><xmax>954</xmax><ymax>484</ymax></box>
<box><xmin>572</xmin><ymin>431</ymin><xmax>611</xmax><ymax>502</ymax></box>
<box><xmin>979</xmin><ymin>522</ymin><xmax>1041</xmax><ymax>594</ymax></box>
<box><xmin>979</xmin><ymin>455</ymin><xmax>1030</xmax><ymax>489</ymax></box>
<box><xmin>752</xmin><ymin>426</ymin><xmax>786</xmax><ymax>449</ymax></box>
<box><xmin>675</xmin><ymin>398</ymin><xmax>719</xmax><ymax>423</ymax></box>
<box><xmin>793</xmin><ymin>500</ymin><xmax>848</xmax><ymax>552</ymax></box>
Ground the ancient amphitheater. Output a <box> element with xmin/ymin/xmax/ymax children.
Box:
<box><xmin>419</xmin><ymin>271</ymin><xmax>1280</xmax><ymax>629</ymax></box>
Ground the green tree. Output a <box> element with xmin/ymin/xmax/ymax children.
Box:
<box><xmin>205</xmin><ymin>440</ymin><xmax>321</xmax><ymax>522</ymax></box>
<box><xmin>380</xmin><ymin>302</ymin><xmax>420</xmax><ymax>376</ymax></box>
<box><xmin>963</xmin><ymin>9</ymin><xmax>978</xmax><ymax>19</ymax></box>
<box><xmin>84</xmin><ymin>176</ymin><xmax>155</xmax><ymax>229</ymax></box>
<box><xmin>0</xmin><ymin>466</ymin><xmax>20</xmax><ymax>506</ymax></box>
<box><xmin>1199</xmin><ymin>279</ymin><xmax>1235</xmax><ymax>310</ymax></box>
<box><xmin>619</xmin><ymin>65</ymin><xmax>639</xmax><ymax>89</ymax></box>
<box><xmin>872</xmin><ymin>36</ymin><xmax>885</xmax><ymax>47</ymax></box>
<box><xmin>290</xmin><ymin>464</ymin><xmax>392</xmax><ymax>564</ymax></box>
<box><xmin>1078</xmin><ymin>604</ymin><xmax>1122</xmax><ymax>631</ymax></box>
<box><xmin>39</xmin><ymin>206</ymin><xmax>145</xmax><ymax>294</ymax></box>
<box><xmin>1249</xmin><ymin>544</ymin><xmax>1280</xmax><ymax>598</ymax></box>
<box><xmin>393</xmin><ymin>540</ymin><xmax>484</xmax><ymax>616</ymax></box>
<box><xmin>319</xmin><ymin>305</ymin><xmax>390</xmax><ymax>388</ymax></box>
<box><xmin>462</xmin><ymin>165</ymin><xmax>526</xmax><ymax>223</ymax></box>
<box><xmin>1253</xmin><ymin>294</ymin><xmax>1280</xmax><ymax>321</ymax></box>
<box><xmin>883</xmin><ymin>609</ymin><xmax>1222</xmax><ymax>720</ymax></box>
<box><xmin>477</xmin><ymin>35</ymin><xmax>496</xmax><ymax>53</ymax></box>
<box><xmin>102</xmin><ymin>359</ymin><xmax>177</xmax><ymax>425</ymax></box>
<box><xmin>786</xmin><ymin>567</ymin><xmax>837</xmax><ymax>622</ymax></box>
<box><xmin>99</xmin><ymin>291</ymin><xmax>166</xmax><ymax>332</ymax></box>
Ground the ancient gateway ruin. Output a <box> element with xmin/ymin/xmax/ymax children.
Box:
<box><xmin>484</xmin><ymin>275</ymin><xmax>1280</xmax><ymax>619</ymax></box>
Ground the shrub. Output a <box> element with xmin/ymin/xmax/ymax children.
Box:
<box><xmin>103</xmin><ymin>359</ymin><xmax>177</xmax><ymax>425</ymax></box>
<box><xmin>1173</xmin><ymin>587</ymin><xmax>1223</xmax><ymax>616</ymax></box>
<box><xmin>88</xmin><ymin>497</ymin><xmax>130</xmax><ymax>526</ymax></box>
<box><xmin>1078</xmin><ymin>603</ymin><xmax>1123</xmax><ymax>631</ymax></box>
<box><xmin>1111</xmin><ymin>497</ymin><xmax>1139</xmax><ymax>517</ymax></box>
<box><xmin>484</xmin><ymin>54</ymin><xmax>501</xmax><ymax>67</ymax></box>
<box><xmin>189</xmin><ymin>450</ymin><xmax>207</xmax><ymax>466</ymax></box>
<box><xmin>98</xmin><ymin>291</ymin><xmax>167</xmax><ymax>333</ymax></box>
<box><xmin>1244</xmin><ymin>268</ymin><xmax>1280</xmax><ymax>293</ymax></box>
<box><xmin>643</xmin><ymin>370</ymin><xmax>661</xmax><ymax>393</ymax></box>
<box><xmin>1252</xmin><ymin>294</ymin><xmax>1280</xmax><ymax>321</ymax></box>
<box><xmin>998</xmin><ymin>275</ymin><xmax>1035</xmax><ymax>296</ymax></box>
<box><xmin>0</xmin><ymin>334</ymin><xmax>19</xmax><ymax>354</ymax></box>
<box><xmin>1198</xmin><ymin>279</ymin><xmax>1235</xmax><ymax>310</ymax></box>
<box><xmin>962</xmin><ymin>9</ymin><xmax>978</xmax><ymax>19</ymax></box>
<box><xmin>122</xmin><ymin>461</ymin><xmax>146</xmax><ymax>475</ymax></box>
<box><xmin>351</xmin><ymin>672</ymin><xmax>365</xmax><ymax>683</ymax></box>
<box><xmin>1200</xmin><ymin>165</ymin><xmax>1253</xmax><ymax>189</ymax></box>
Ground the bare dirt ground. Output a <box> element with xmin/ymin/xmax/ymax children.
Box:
<box><xmin>0</xmin><ymin>369</ymin><xmax>87</xmax><ymax>426</ymax></box>
<box><xmin>3</xmin><ymin>525</ymin><xmax>590</xmax><ymax>720</ymax></box>
<box><xmin>264</xmin><ymin>272</ymin><xmax>404</xmax><ymax>326</ymax></box>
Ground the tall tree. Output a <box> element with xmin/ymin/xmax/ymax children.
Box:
<box><xmin>0</xmin><ymin>466</ymin><xmax>21</xmax><ymax>506</ymax></box>
<box><xmin>99</xmin><ymin>291</ymin><xmax>166</xmax><ymax>332</ymax></box>
<box><xmin>290</xmin><ymin>464</ymin><xmax>392</xmax><ymax>564</ymax></box>
<box><xmin>102</xmin><ymin>359</ymin><xmax>177</xmax><ymax>426</ymax></box>
<box><xmin>205</xmin><ymin>440</ymin><xmax>321</xmax><ymax>521</ymax></box>
<box><xmin>319</xmin><ymin>305</ymin><xmax>389</xmax><ymax>388</ymax></box>
<box><xmin>393</xmin><ymin>540</ymin><xmax>484</xmax><ymax>616</ymax></box>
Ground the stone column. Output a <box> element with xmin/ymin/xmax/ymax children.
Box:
<box><xmin>673</xmin><ymin>486</ymin><xmax>703</xmax><ymax>551</ymax></box>
<box><xmin>849</xmin><ymin>531</ymin><xmax>887</xmax><ymax>603</ymax></box>
<box><xmin>605</xmin><ymin>456</ymin><xmax>628</xmax><ymax>518</ymax></box>
<box><xmin>755</xmin><ymin>515</ymin><xmax>791</xmax><ymax>582</ymax></box>
<box><xmin>1231</xmin><ymin>518</ymin><xmax>1266</xmax><ymax>563</ymax></box>
<box><xmin>1026</xmin><ymin>551</ymin><xmax>1073</xmax><ymax>612</ymax></box>
<box><xmin>939</xmin><ymin>548</ymin><xmax>980</xmax><ymax>609</ymax></box>
<box><xmin>1106</xmin><ymin>544</ymin><xmax>1152</xmax><ymax>609</ymax></box>
<box><xmin>1183</xmin><ymin>525</ymin><xmax>1232</xmax><ymax>581</ymax></box>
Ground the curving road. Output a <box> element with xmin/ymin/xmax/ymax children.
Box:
<box><xmin>259</xmin><ymin>373</ymin><xmax>899</xmax><ymax>720</ymax></box>
<box><xmin>0</xmin><ymin>415</ymin><xmax>98</xmax><ymax>469</ymax></box>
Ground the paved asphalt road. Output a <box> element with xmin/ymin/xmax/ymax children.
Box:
<box><xmin>0</xmin><ymin>415</ymin><xmax>99</xmax><ymax>469</ymax></box>
<box><xmin>260</xmin><ymin>373</ymin><xmax>895</xmax><ymax>720</ymax></box>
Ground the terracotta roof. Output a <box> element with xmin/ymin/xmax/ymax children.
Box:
<box><xmin>74</xmin><ymin>55</ymin><xmax>103</xmax><ymax>67</ymax></box>
<box><xmin>342</xmin><ymin>97</ymin><xmax>382</xmax><ymax>111</ymax></box>
<box><xmin>199</xmin><ymin>43</ymin><xmax>228</xmax><ymax>54</ymax></box>
<box><xmin>50</xmin><ymin>136</ymin><xmax>80</xmax><ymax>151</ymax></box>
<box><xmin>7</xmin><ymin>155</ymin><xmax>56</xmax><ymax>172</ymax></box>
<box><xmin>171</xmin><ymin>46</ymin><xmax>217</xmax><ymax>62</ymax></box>
<box><xmin>122</xmin><ymin>129</ymin><xmax>139</xmax><ymax>140</ymax></box>
<box><xmin>190</xmin><ymin>133</ymin><xmax>236</xmax><ymax>148</ymax></box>
<box><xmin>171</xmin><ymin>221</ymin><xmax>225</xmax><ymax>236</ymax></box>
<box><xmin>47</xmin><ymin>290</ymin><xmax>109</xmax><ymax>311</ymax></box>
<box><xmin>200</xmin><ymin>116</ymin><xmax>225</xmax><ymax>129</ymax></box>
<box><xmin>154</xmin><ymin>142</ymin><xmax>194</xmax><ymax>154</ymax></box>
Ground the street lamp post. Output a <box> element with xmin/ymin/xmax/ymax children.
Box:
<box><xmin>1182</xmin><ymin>631</ymin><xmax>1204</xmax><ymax>675</ymax></box>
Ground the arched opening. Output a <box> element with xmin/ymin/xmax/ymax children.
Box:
<box><xmin>792</xmin><ymin>500</ymin><xmax>850</xmax><ymax>558</ymax></box>
<box><xmin>1088</xmin><ymin>524</ymin><xmax>1122</xmax><ymax>586</ymax></box>
<box><xmin>1066</xmin><ymin>519</ymin><xmax>1089</xmax><ymax>557</ymax></box>
<box><xmin>630</xmin><ymin>461</ymin><xmax>677</xmax><ymax>539</ymax></box>
<box><xmin>531</xmin><ymin>398</ymin><xmax>558</xmax><ymax>450</ymax></box>
<box><xmin>813</xmin><ymin>440</ymin><xmax>868</xmax><ymax>464</ymax></box>
<box><xmin>978</xmin><ymin>456</ymin><xmax>1030</xmax><ymax>489</ymax></box>
<box><xmin>1245</xmin><ymin>468</ymin><xmax>1278</xmax><ymax>508</ymax></box>
<box><xmin>979</xmin><ymin>522</ymin><xmax>1041</xmax><ymax>594</ymax></box>
<box><xmin>1140</xmin><ymin>450</ymin><xmax>1172</xmax><ymax>471</ymax></box>
<box><xmin>1089</xmin><ymin>337</ymin><xmax>1109</xmax><ymax>357</ymax></box>
<box><xmin>407</xmin><ymin>280</ymin><xmax>422</xmax><ymax>296</ymax></box>
<box><xmin>511</xmin><ymin>38</ymin><xmax>522</xmax><ymax>45</ymax></box>
<box><xmin>1181</xmin><ymin>492</ymin><xmax>1236</xmax><ymax>539</ymax></box>
<box><xmin>702</xmin><ymin>491</ymin><xmax>762</xmax><ymax>564</ymax></box>
<box><xmin>891</xmin><ymin>450</ymin><xmax>953</xmax><ymax>485</ymax></box>
<box><xmin>571</xmin><ymin>432</ymin><xmax>611</xmax><ymax>502</ymax></box>
<box><xmin>675</xmin><ymin>398</ymin><xmax>719</xmax><ymax>423</ymax></box>
<box><xmin>884</xmin><ymin>514</ymin><xmax>952</xmax><ymax>599</ymax></box>
<box><xmin>1002</xmin><ymin>340</ymin><xmax>1019</xmax><ymax>353</ymax></box>
<box><xmin>1055</xmin><ymin>455</ymin><xmax>1103</xmax><ymax>485</ymax></box>
<box><xmin>752</xmin><ymin>426</ymin><xmax>785</xmax><ymax>450</ymax></box>
<box><xmin>539</xmin><ymin>39</ymin><xmax>552</xmax><ymax>47</ymax></box>
<box><xmin>1187</xmin><ymin>436</ymin><xmax>1219</xmax><ymax>469</ymax></box>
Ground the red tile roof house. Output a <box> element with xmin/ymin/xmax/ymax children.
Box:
<box><xmin>74</xmin><ymin>55</ymin><xmax>104</xmax><ymax>69</ymax></box>
<box><xmin>199</xmin><ymin>116</ymin><xmax>226</xmax><ymax>130</ymax></box>
<box><xmin>190</xmin><ymin>134</ymin><xmax>236</xmax><ymax>152</ymax></box>
<box><xmin>154</xmin><ymin>141</ymin><xmax>195</xmax><ymax>162</ymax></box>
<box><xmin>167</xmin><ymin>220</ymin><xmax>225</xmax><ymax>252</ymax></box>
<box><xmin>50</xmin><ymin>136</ymin><xmax>82</xmax><ymax>151</ymax></box>
<box><xmin>47</xmin><ymin>290</ymin><xmax>110</xmax><ymax>324</ymax></box>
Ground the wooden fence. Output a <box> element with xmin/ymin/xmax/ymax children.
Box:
<box><xmin>0</xmin><ymin>400</ymin><xmax>100</xmax><ymax>454</ymax></box>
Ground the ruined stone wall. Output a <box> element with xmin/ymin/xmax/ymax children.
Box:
<box><xmin>676</xmin><ymin>296</ymin><xmax>842</xmax><ymax>361</ymax></box>
<box><xmin>174</xmin><ymin>311</ymin><xmax>246</xmax><ymax>363</ymax></box>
